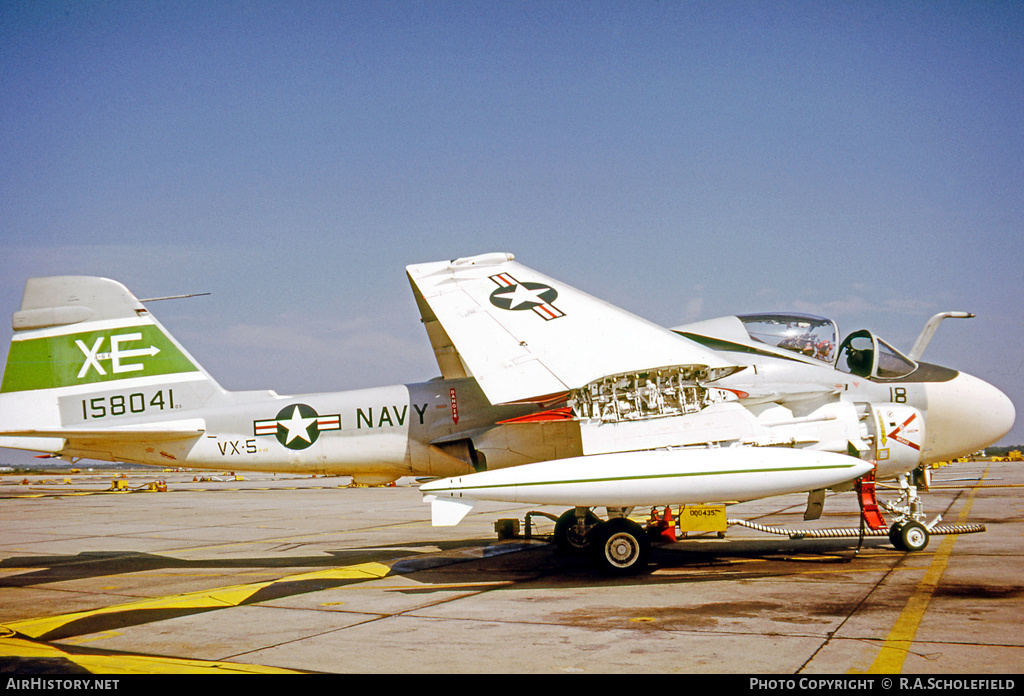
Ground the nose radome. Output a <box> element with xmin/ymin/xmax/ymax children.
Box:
<box><xmin>925</xmin><ymin>372</ymin><xmax>1015</xmax><ymax>462</ymax></box>
<box><xmin>966</xmin><ymin>373</ymin><xmax>1016</xmax><ymax>446</ymax></box>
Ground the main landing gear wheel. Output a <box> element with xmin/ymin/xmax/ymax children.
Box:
<box><xmin>593</xmin><ymin>518</ymin><xmax>650</xmax><ymax>575</ymax></box>
<box><xmin>553</xmin><ymin>509</ymin><xmax>600</xmax><ymax>555</ymax></box>
<box><xmin>889</xmin><ymin>520</ymin><xmax>930</xmax><ymax>552</ymax></box>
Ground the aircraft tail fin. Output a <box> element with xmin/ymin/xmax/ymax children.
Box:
<box><xmin>0</xmin><ymin>276</ymin><xmax>221</xmax><ymax>458</ymax></box>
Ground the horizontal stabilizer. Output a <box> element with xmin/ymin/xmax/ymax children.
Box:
<box><xmin>0</xmin><ymin>419</ymin><xmax>206</xmax><ymax>444</ymax></box>
<box><xmin>0</xmin><ymin>436</ymin><xmax>66</xmax><ymax>453</ymax></box>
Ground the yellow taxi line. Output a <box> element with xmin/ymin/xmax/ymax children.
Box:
<box><xmin>0</xmin><ymin>561</ymin><xmax>391</xmax><ymax>673</ymax></box>
<box><xmin>860</xmin><ymin>467</ymin><xmax>986</xmax><ymax>673</ymax></box>
<box><xmin>3</xmin><ymin>562</ymin><xmax>390</xmax><ymax>640</ymax></box>
<box><xmin>0</xmin><ymin>633</ymin><xmax>301</xmax><ymax>673</ymax></box>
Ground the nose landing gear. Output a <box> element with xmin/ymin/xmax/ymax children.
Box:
<box><xmin>876</xmin><ymin>472</ymin><xmax>939</xmax><ymax>553</ymax></box>
<box><xmin>859</xmin><ymin>471</ymin><xmax>934</xmax><ymax>552</ymax></box>
<box><xmin>888</xmin><ymin>519</ymin><xmax>930</xmax><ymax>552</ymax></box>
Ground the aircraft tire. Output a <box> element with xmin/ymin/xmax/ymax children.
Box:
<box><xmin>888</xmin><ymin>521</ymin><xmax>905</xmax><ymax>550</ymax></box>
<box><xmin>897</xmin><ymin>520</ymin><xmax>930</xmax><ymax>552</ymax></box>
<box><xmin>593</xmin><ymin>518</ymin><xmax>650</xmax><ymax>575</ymax></box>
<box><xmin>554</xmin><ymin>509</ymin><xmax>600</xmax><ymax>555</ymax></box>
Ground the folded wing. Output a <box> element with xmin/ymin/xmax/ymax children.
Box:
<box><xmin>407</xmin><ymin>253</ymin><xmax>738</xmax><ymax>405</ymax></box>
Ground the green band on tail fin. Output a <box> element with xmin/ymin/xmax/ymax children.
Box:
<box><xmin>2</xmin><ymin>323</ymin><xmax>199</xmax><ymax>393</ymax></box>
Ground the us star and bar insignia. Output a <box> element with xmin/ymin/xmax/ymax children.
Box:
<box><xmin>254</xmin><ymin>404</ymin><xmax>341</xmax><ymax>450</ymax></box>
<box><xmin>488</xmin><ymin>273</ymin><xmax>565</xmax><ymax>320</ymax></box>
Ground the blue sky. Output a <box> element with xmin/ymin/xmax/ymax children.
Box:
<box><xmin>1</xmin><ymin>1</ymin><xmax>1022</xmax><ymax>458</ymax></box>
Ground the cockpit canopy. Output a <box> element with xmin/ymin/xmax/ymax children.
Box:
<box><xmin>737</xmin><ymin>314</ymin><xmax>837</xmax><ymax>364</ymax></box>
<box><xmin>736</xmin><ymin>313</ymin><xmax>918</xmax><ymax>380</ymax></box>
<box><xmin>835</xmin><ymin>329</ymin><xmax>918</xmax><ymax>380</ymax></box>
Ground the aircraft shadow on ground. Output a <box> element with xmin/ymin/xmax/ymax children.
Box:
<box><xmin>0</xmin><ymin>535</ymin><xmax>904</xmax><ymax>642</ymax></box>
<box><xmin>0</xmin><ymin>538</ymin><xmax>491</xmax><ymax>588</ymax></box>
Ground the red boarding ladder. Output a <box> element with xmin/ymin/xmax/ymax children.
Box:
<box><xmin>856</xmin><ymin>468</ymin><xmax>887</xmax><ymax>531</ymax></box>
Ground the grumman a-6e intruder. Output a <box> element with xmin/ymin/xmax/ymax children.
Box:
<box><xmin>0</xmin><ymin>254</ymin><xmax>1014</xmax><ymax>573</ymax></box>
